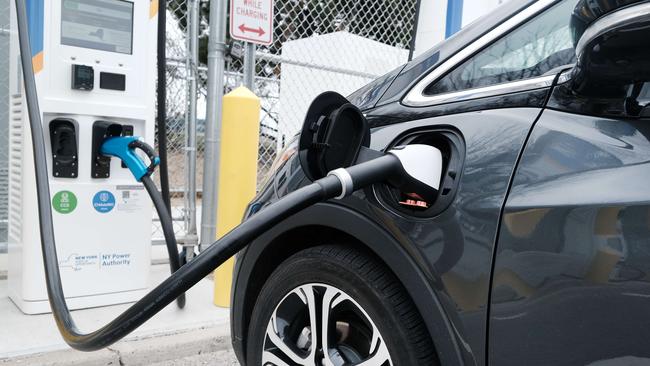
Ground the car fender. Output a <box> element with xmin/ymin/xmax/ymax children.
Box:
<box><xmin>231</xmin><ymin>202</ymin><xmax>466</xmax><ymax>366</ymax></box>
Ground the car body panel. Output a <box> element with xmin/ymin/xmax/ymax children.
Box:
<box><xmin>369</xmin><ymin>108</ymin><xmax>544</xmax><ymax>365</ymax></box>
<box><xmin>232</xmin><ymin>107</ymin><xmax>548</xmax><ymax>365</ymax></box>
<box><xmin>489</xmin><ymin>109</ymin><xmax>650</xmax><ymax>365</ymax></box>
<box><xmin>366</xmin><ymin>88</ymin><xmax>549</xmax><ymax>127</ymax></box>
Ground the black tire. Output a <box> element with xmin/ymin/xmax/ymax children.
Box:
<box><xmin>246</xmin><ymin>245</ymin><xmax>438</xmax><ymax>366</ymax></box>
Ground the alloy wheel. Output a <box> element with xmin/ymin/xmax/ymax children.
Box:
<box><xmin>262</xmin><ymin>283</ymin><xmax>393</xmax><ymax>366</ymax></box>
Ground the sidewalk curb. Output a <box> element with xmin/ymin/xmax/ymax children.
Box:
<box><xmin>1</xmin><ymin>325</ymin><xmax>232</xmax><ymax>365</ymax></box>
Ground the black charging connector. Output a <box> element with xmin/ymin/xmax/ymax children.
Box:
<box><xmin>49</xmin><ymin>119</ymin><xmax>78</xmax><ymax>178</ymax></box>
<box><xmin>91</xmin><ymin>121</ymin><xmax>123</xmax><ymax>178</ymax></box>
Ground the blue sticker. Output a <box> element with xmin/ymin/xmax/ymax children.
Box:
<box><xmin>93</xmin><ymin>191</ymin><xmax>115</xmax><ymax>213</ymax></box>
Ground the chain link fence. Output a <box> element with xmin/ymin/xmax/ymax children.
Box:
<box><xmin>154</xmin><ymin>0</ymin><xmax>417</xmax><ymax>241</ymax></box>
<box><xmin>153</xmin><ymin>1</ymin><xmax>190</xmax><ymax>239</ymax></box>
<box><xmin>151</xmin><ymin>0</ymin><xmax>206</xmax><ymax>240</ymax></box>
<box><xmin>1</xmin><ymin>0</ymin><xmax>10</xmax><ymax>253</ymax></box>
<box><xmin>227</xmin><ymin>0</ymin><xmax>418</xmax><ymax>180</ymax></box>
<box><xmin>0</xmin><ymin>0</ymin><xmax>416</xmax><ymax>246</ymax></box>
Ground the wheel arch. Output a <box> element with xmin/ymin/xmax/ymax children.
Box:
<box><xmin>231</xmin><ymin>202</ymin><xmax>464</xmax><ymax>366</ymax></box>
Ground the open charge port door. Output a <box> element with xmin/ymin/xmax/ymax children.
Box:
<box><xmin>376</xmin><ymin>129</ymin><xmax>465</xmax><ymax>217</ymax></box>
<box><xmin>49</xmin><ymin>119</ymin><xmax>78</xmax><ymax>178</ymax></box>
<box><xmin>91</xmin><ymin>121</ymin><xmax>124</xmax><ymax>178</ymax></box>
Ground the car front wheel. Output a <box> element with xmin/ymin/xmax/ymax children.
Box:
<box><xmin>246</xmin><ymin>245</ymin><xmax>437</xmax><ymax>366</ymax></box>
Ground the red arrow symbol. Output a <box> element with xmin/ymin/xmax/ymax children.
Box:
<box><xmin>238</xmin><ymin>23</ymin><xmax>265</xmax><ymax>36</ymax></box>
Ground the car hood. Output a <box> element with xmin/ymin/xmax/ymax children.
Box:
<box><xmin>346</xmin><ymin>64</ymin><xmax>406</xmax><ymax>111</ymax></box>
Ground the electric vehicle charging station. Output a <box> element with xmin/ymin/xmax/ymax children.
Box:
<box><xmin>8</xmin><ymin>0</ymin><xmax>158</xmax><ymax>314</ymax></box>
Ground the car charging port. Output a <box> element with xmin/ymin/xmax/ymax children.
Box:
<box><xmin>399</xmin><ymin>192</ymin><xmax>431</xmax><ymax>210</ymax></box>
<box><xmin>375</xmin><ymin>128</ymin><xmax>464</xmax><ymax>218</ymax></box>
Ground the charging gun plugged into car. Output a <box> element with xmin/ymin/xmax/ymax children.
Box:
<box><xmin>13</xmin><ymin>0</ymin><xmax>443</xmax><ymax>351</ymax></box>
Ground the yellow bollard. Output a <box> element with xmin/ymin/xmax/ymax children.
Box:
<box><xmin>213</xmin><ymin>86</ymin><xmax>261</xmax><ymax>307</ymax></box>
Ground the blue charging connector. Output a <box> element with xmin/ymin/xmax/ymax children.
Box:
<box><xmin>99</xmin><ymin>136</ymin><xmax>186</xmax><ymax>310</ymax></box>
<box><xmin>100</xmin><ymin>136</ymin><xmax>160</xmax><ymax>182</ymax></box>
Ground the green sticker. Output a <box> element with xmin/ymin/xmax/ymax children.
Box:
<box><xmin>52</xmin><ymin>191</ymin><xmax>78</xmax><ymax>214</ymax></box>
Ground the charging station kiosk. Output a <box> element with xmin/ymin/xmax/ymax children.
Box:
<box><xmin>8</xmin><ymin>0</ymin><xmax>159</xmax><ymax>314</ymax></box>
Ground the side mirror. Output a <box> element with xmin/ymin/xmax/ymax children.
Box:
<box><xmin>569</xmin><ymin>1</ymin><xmax>650</xmax><ymax>97</ymax></box>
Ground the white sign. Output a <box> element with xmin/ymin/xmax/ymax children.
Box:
<box><xmin>230</xmin><ymin>0</ymin><xmax>274</xmax><ymax>46</ymax></box>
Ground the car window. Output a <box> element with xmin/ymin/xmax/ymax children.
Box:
<box><xmin>425</xmin><ymin>0</ymin><xmax>577</xmax><ymax>96</ymax></box>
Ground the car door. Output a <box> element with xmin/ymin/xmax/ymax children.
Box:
<box><xmin>356</xmin><ymin>1</ymin><xmax>578</xmax><ymax>364</ymax></box>
<box><xmin>489</xmin><ymin>11</ymin><xmax>650</xmax><ymax>366</ymax></box>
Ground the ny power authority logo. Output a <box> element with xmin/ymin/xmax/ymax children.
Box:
<box><xmin>93</xmin><ymin>190</ymin><xmax>116</xmax><ymax>213</ymax></box>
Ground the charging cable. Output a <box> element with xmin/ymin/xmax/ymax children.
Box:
<box><xmin>101</xmin><ymin>136</ymin><xmax>186</xmax><ymax>309</ymax></box>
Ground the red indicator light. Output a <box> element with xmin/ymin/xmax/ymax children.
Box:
<box><xmin>398</xmin><ymin>192</ymin><xmax>429</xmax><ymax>208</ymax></box>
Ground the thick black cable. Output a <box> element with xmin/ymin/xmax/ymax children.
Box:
<box><xmin>156</xmin><ymin>0</ymin><xmax>172</xmax><ymax>213</ymax></box>
<box><xmin>142</xmin><ymin>175</ymin><xmax>185</xmax><ymax>308</ymax></box>
<box><xmin>155</xmin><ymin>2</ymin><xmax>186</xmax><ymax>304</ymax></box>
<box><xmin>15</xmin><ymin>0</ymin><xmax>403</xmax><ymax>350</ymax></box>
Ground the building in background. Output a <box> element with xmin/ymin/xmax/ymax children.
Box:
<box><xmin>278</xmin><ymin>32</ymin><xmax>409</xmax><ymax>148</ymax></box>
<box><xmin>413</xmin><ymin>0</ymin><xmax>507</xmax><ymax>57</ymax></box>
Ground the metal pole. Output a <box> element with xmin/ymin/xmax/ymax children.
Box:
<box><xmin>243</xmin><ymin>42</ymin><xmax>255</xmax><ymax>89</ymax></box>
<box><xmin>408</xmin><ymin>0</ymin><xmax>423</xmax><ymax>61</ymax></box>
<box><xmin>183</xmin><ymin>4</ymin><xmax>191</xmax><ymax>235</ymax></box>
<box><xmin>184</xmin><ymin>0</ymin><xmax>200</xmax><ymax>258</ymax></box>
<box><xmin>200</xmin><ymin>0</ymin><xmax>227</xmax><ymax>250</ymax></box>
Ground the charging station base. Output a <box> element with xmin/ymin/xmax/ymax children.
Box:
<box><xmin>7</xmin><ymin>0</ymin><xmax>158</xmax><ymax>315</ymax></box>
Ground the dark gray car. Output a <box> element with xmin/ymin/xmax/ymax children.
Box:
<box><xmin>231</xmin><ymin>0</ymin><xmax>650</xmax><ymax>365</ymax></box>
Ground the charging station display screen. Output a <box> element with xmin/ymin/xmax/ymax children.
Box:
<box><xmin>61</xmin><ymin>0</ymin><xmax>134</xmax><ymax>54</ymax></box>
